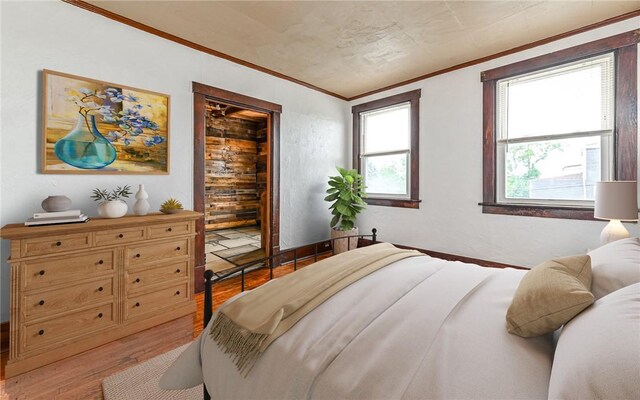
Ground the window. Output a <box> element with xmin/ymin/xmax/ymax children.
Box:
<box><xmin>352</xmin><ymin>90</ymin><xmax>421</xmax><ymax>208</ymax></box>
<box><xmin>497</xmin><ymin>53</ymin><xmax>614</xmax><ymax>205</ymax></box>
<box><xmin>481</xmin><ymin>31</ymin><xmax>638</xmax><ymax>220</ymax></box>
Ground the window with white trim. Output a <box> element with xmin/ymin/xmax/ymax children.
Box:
<box><xmin>496</xmin><ymin>53</ymin><xmax>615</xmax><ymax>206</ymax></box>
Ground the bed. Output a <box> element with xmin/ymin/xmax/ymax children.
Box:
<box><xmin>160</xmin><ymin>236</ymin><xmax>640</xmax><ymax>400</ymax></box>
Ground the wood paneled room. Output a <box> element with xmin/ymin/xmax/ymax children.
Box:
<box><xmin>0</xmin><ymin>1</ymin><xmax>639</xmax><ymax>399</ymax></box>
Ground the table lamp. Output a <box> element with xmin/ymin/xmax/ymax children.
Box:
<box><xmin>594</xmin><ymin>181</ymin><xmax>638</xmax><ymax>245</ymax></box>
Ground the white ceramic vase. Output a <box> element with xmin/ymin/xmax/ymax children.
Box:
<box><xmin>98</xmin><ymin>200</ymin><xmax>128</xmax><ymax>218</ymax></box>
<box><xmin>133</xmin><ymin>184</ymin><xmax>150</xmax><ymax>216</ymax></box>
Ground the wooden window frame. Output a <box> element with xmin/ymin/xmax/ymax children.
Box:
<box><xmin>352</xmin><ymin>89</ymin><xmax>421</xmax><ymax>209</ymax></box>
<box><xmin>481</xmin><ymin>30</ymin><xmax>638</xmax><ymax>220</ymax></box>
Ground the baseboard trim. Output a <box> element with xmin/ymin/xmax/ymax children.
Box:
<box><xmin>275</xmin><ymin>240</ymin><xmax>333</xmax><ymax>264</ymax></box>
<box><xmin>1</xmin><ymin>321</ymin><xmax>8</xmax><ymax>353</ymax></box>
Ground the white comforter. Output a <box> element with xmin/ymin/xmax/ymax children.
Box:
<box><xmin>163</xmin><ymin>256</ymin><xmax>555</xmax><ymax>399</ymax></box>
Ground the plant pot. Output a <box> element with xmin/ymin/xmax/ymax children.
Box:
<box><xmin>160</xmin><ymin>209</ymin><xmax>183</xmax><ymax>214</ymax></box>
<box><xmin>97</xmin><ymin>200</ymin><xmax>128</xmax><ymax>219</ymax></box>
<box><xmin>331</xmin><ymin>227</ymin><xmax>359</xmax><ymax>254</ymax></box>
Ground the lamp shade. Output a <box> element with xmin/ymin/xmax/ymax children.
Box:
<box><xmin>594</xmin><ymin>181</ymin><xmax>638</xmax><ymax>221</ymax></box>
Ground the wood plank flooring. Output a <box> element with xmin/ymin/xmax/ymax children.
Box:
<box><xmin>0</xmin><ymin>254</ymin><xmax>328</xmax><ymax>400</ymax></box>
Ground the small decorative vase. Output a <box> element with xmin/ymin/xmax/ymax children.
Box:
<box><xmin>97</xmin><ymin>200</ymin><xmax>128</xmax><ymax>218</ymax></box>
<box><xmin>41</xmin><ymin>195</ymin><xmax>72</xmax><ymax>212</ymax></box>
<box><xmin>54</xmin><ymin>113</ymin><xmax>117</xmax><ymax>169</ymax></box>
<box><xmin>133</xmin><ymin>184</ymin><xmax>150</xmax><ymax>216</ymax></box>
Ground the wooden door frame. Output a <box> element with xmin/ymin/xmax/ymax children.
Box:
<box><xmin>192</xmin><ymin>82</ymin><xmax>281</xmax><ymax>292</ymax></box>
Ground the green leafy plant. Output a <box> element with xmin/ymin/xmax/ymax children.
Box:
<box><xmin>324</xmin><ymin>167</ymin><xmax>366</xmax><ymax>231</ymax></box>
<box><xmin>91</xmin><ymin>185</ymin><xmax>132</xmax><ymax>202</ymax></box>
<box><xmin>160</xmin><ymin>197</ymin><xmax>184</xmax><ymax>211</ymax></box>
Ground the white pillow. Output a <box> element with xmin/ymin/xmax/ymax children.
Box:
<box><xmin>588</xmin><ymin>237</ymin><xmax>640</xmax><ymax>300</ymax></box>
<box><xmin>548</xmin><ymin>283</ymin><xmax>640</xmax><ymax>400</ymax></box>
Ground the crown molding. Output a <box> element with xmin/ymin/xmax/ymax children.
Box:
<box><xmin>62</xmin><ymin>1</ymin><xmax>639</xmax><ymax>102</ymax></box>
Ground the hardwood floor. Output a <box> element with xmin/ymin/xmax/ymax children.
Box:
<box><xmin>0</xmin><ymin>254</ymin><xmax>328</xmax><ymax>400</ymax></box>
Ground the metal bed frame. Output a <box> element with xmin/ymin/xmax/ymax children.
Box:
<box><xmin>202</xmin><ymin>228</ymin><xmax>378</xmax><ymax>400</ymax></box>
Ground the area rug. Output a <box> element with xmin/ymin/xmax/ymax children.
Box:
<box><xmin>102</xmin><ymin>343</ymin><xmax>202</xmax><ymax>400</ymax></box>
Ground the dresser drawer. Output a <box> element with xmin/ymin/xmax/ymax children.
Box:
<box><xmin>24</xmin><ymin>303</ymin><xmax>115</xmax><ymax>351</ymax></box>
<box><xmin>126</xmin><ymin>238</ymin><xmax>189</xmax><ymax>267</ymax></box>
<box><xmin>24</xmin><ymin>277</ymin><xmax>114</xmax><ymax>320</ymax></box>
<box><xmin>23</xmin><ymin>251</ymin><xmax>114</xmax><ymax>291</ymax></box>
<box><xmin>147</xmin><ymin>221</ymin><xmax>192</xmax><ymax>240</ymax></box>
<box><xmin>126</xmin><ymin>260</ymin><xmax>189</xmax><ymax>294</ymax></box>
<box><xmin>95</xmin><ymin>227</ymin><xmax>146</xmax><ymax>247</ymax></box>
<box><xmin>22</xmin><ymin>233</ymin><xmax>91</xmax><ymax>257</ymax></box>
<box><xmin>126</xmin><ymin>282</ymin><xmax>189</xmax><ymax>320</ymax></box>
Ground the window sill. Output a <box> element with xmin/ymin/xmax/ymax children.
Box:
<box><xmin>366</xmin><ymin>198</ymin><xmax>421</xmax><ymax>209</ymax></box>
<box><xmin>479</xmin><ymin>202</ymin><xmax>597</xmax><ymax>221</ymax></box>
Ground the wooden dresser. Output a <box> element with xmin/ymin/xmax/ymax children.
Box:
<box><xmin>0</xmin><ymin>211</ymin><xmax>200</xmax><ymax>377</ymax></box>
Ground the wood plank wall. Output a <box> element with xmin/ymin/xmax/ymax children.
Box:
<box><xmin>205</xmin><ymin>112</ymin><xmax>266</xmax><ymax>230</ymax></box>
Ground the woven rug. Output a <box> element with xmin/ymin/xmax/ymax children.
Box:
<box><xmin>102</xmin><ymin>343</ymin><xmax>202</xmax><ymax>400</ymax></box>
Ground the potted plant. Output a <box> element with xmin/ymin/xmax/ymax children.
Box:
<box><xmin>91</xmin><ymin>185</ymin><xmax>132</xmax><ymax>218</ymax></box>
<box><xmin>325</xmin><ymin>167</ymin><xmax>366</xmax><ymax>254</ymax></box>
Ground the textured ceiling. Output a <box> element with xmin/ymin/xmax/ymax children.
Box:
<box><xmin>85</xmin><ymin>1</ymin><xmax>640</xmax><ymax>99</ymax></box>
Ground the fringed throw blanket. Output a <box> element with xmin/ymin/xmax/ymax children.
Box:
<box><xmin>209</xmin><ymin>243</ymin><xmax>421</xmax><ymax>375</ymax></box>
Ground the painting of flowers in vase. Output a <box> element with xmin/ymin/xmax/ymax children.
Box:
<box><xmin>42</xmin><ymin>69</ymin><xmax>169</xmax><ymax>174</ymax></box>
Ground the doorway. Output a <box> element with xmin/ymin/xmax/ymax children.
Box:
<box><xmin>193</xmin><ymin>82</ymin><xmax>281</xmax><ymax>292</ymax></box>
<box><xmin>204</xmin><ymin>102</ymin><xmax>268</xmax><ymax>274</ymax></box>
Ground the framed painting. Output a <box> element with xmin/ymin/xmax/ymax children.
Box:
<box><xmin>42</xmin><ymin>69</ymin><xmax>170</xmax><ymax>174</ymax></box>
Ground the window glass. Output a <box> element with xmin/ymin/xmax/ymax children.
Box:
<box><xmin>497</xmin><ymin>54</ymin><xmax>613</xmax><ymax>139</ymax></box>
<box><xmin>362</xmin><ymin>103</ymin><xmax>410</xmax><ymax>153</ymax></box>
<box><xmin>496</xmin><ymin>53</ymin><xmax>614</xmax><ymax>205</ymax></box>
<box><xmin>504</xmin><ymin>136</ymin><xmax>602</xmax><ymax>201</ymax></box>
<box><xmin>363</xmin><ymin>153</ymin><xmax>408</xmax><ymax>195</ymax></box>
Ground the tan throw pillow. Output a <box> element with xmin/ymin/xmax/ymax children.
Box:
<box><xmin>506</xmin><ymin>255</ymin><xmax>594</xmax><ymax>338</ymax></box>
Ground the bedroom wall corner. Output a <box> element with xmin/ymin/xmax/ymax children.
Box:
<box><xmin>350</xmin><ymin>18</ymin><xmax>640</xmax><ymax>268</ymax></box>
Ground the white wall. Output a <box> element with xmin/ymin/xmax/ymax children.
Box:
<box><xmin>0</xmin><ymin>1</ymin><xmax>350</xmax><ymax>322</ymax></box>
<box><xmin>352</xmin><ymin>17</ymin><xmax>640</xmax><ymax>269</ymax></box>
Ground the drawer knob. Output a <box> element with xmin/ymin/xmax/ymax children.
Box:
<box><xmin>39</xmin><ymin>270</ymin><xmax>45</xmax><ymax>276</ymax></box>
<box><xmin>39</xmin><ymin>300</ymin><xmax>45</xmax><ymax>306</ymax></box>
<box><xmin>167</xmin><ymin>227</ymin><xmax>173</xmax><ymax>232</ymax></box>
<box><xmin>56</xmin><ymin>241</ymin><xmax>62</xmax><ymax>246</ymax></box>
<box><xmin>135</xmin><ymin>253</ymin><xmax>141</xmax><ymax>258</ymax></box>
<box><xmin>98</xmin><ymin>286</ymin><xmax>104</xmax><ymax>292</ymax></box>
<box><xmin>176</xmin><ymin>247</ymin><xmax>181</xmax><ymax>251</ymax></box>
<box><xmin>118</xmin><ymin>234</ymin><xmax>124</xmax><ymax>238</ymax></box>
<box><xmin>98</xmin><ymin>259</ymin><xmax>104</xmax><ymax>265</ymax></box>
<box><xmin>135</xmin><ymin>278</ymin><xmax>140</xmax><ymax>283</ymax></box>
<box><xmin>175</xmin><ymin>269</ymin><xmax>181</xmax><ymax>273</ymax></box>
<box><xmin>175</xmin><ymin>291</ymin><xmax>181</xmax><ymax>295</ymax></box>
<box><xmin>98</xmin><ymin>313</ymin><xmax>103</xmax><ymax>318</ymax></box>
<box><xmin>135</xmin><ymin>302</ymin><xmax>140</xmax><ymax>307</ymax></box>
<box><xmin>38</xmin><ymin>330</ymin><xmax>45</xmax><ymax>336</ymax></box>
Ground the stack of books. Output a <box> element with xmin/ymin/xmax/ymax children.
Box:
<box><xmin>25</xmin><ymin>209</ymin><xmax>89</xmax><ymax>226</ymax></box>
